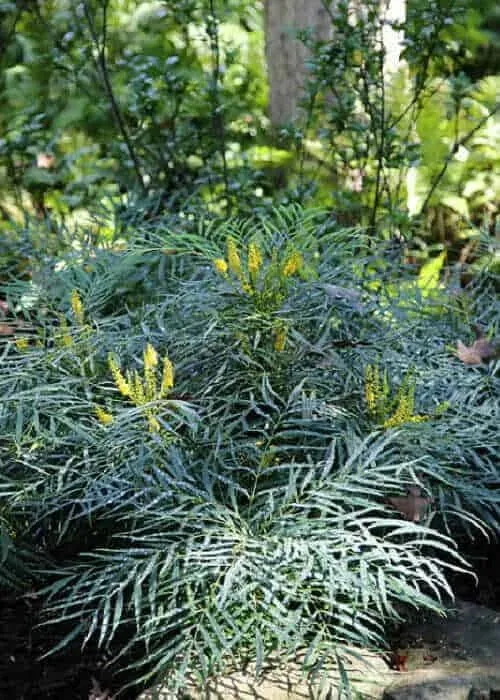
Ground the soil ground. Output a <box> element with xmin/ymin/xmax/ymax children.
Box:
<box><xmin>0</xmin><ymin>595</ymin><xmax>122</xmax><ymax>699</ymax></box>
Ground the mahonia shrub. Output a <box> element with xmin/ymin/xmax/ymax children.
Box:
<box><xmin>0</xmin><ymin>206</ymin><xmax>499</xmax><ymax>694</ymax></box>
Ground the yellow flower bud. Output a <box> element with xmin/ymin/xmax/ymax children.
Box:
<box><xmin>144</xmin><ymin>343</ymin><xmax>158</xmax><ymax>370</ymax></box>
<box><xmin>227</xmin><ymin>238</ymin><xmax>243</xmax><ymax>278</ymax></box>
<box><xmin>248</xmin><ymin>241</ymin><xmax>263</xmax><ymax>278</ymax></box>
<box><xmin>160</xmin><ymin>356</ymin><xmax>174</xmax><ymax>396</ymax></box>
<box><xmin>148</xmin><ymin>415</ymin><xmax>161</xmax><ymax>433</ymax></box>
<box><xmin>273</xmin><ymin>326</ymin><xmax>287</xmax><ymax>352</ymax></box>
<box><xmin>95</xmin><ymin>406</ymin><xmax>114</xmax><ymax>425</ymax></box>
<box><xmin>132</xmin><ymin>370</ymin><xmax>146</xmax><ymax>405</ymax></box>
<box><xmin>15</xmin><ymin>337</ymin><xmax>29</xmax><ymax>352</ymax></box>
<box><xmin>108</xmin><ymin>354</ymin><xmax>131</xmax><ymax>398</ymax></box>
<box><xmin>70</xmin><ymin>289</ymin><xmax>85</xmax><ymax>325</ymax></box>
<box><xmin>282</xmin><ymin>250</ymin><xmax>303</xmax><ymax>277</ymax></box>
<box><xmin>213</xmin><ymin>258</ymin><xmax>228</xmax><ymax>276</ymax></box>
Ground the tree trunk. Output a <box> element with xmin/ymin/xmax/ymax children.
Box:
<box><xmin>264</xmin><ymin>0</ymin><xmax>406</xmax><ymax>127</ymax></box>
<box><xmin>264</xmin><ymin>0</ymin><xmax>332</xmax><ymax>126</ymax></box>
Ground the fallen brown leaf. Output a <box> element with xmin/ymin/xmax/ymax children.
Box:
<box><xmin>389</xmin><ymin>652</ymin><xmax>408</xmax><ymax>672</ymax></box>
<box><xmin>0</xmin><ymin>323</ymin><xmax>16</xmax><ymax>336</ymax></box>
<box><xmin>0</xmin><ymin>321</ymin><xmax>34</xmax><ymax>337</ymax></box>
<box><xmin>423</xmin><ymin>654</ymin><xmax>438</xmax><ymax>664</ymax></box>
<box><xmin>388</xmin><ymin>486</ymin><xmax>433</xmax><ymax>522</ymax></box>
<box><xmin>456</xmin><ymin>326</ymin><xmax>499</xmax><ymax>365</ymax></box>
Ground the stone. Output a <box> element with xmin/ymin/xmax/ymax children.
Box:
<box><xmin>383</xmin><ymin>600</ymin><xmax>500</xmax><ymax>700</ymax></box>
<box><xmin>139</xmin><ymin>601</ymin><xmax>500</xmax><ymax>700</ymax></box>
<box><xmin>383</xmin><ymin>678</ymin><xmax>493</xmax><ymax>700</ymax></box>
<box><xmin>139</xmin><ymin>648</ymin><xmax>392</xmax><ymax>699</ymax></box>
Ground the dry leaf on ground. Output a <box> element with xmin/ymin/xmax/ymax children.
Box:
<box><xmin>456</xmin><ymin>337</ymin><xmax>499</xmax><ymax>365</ymax></box>
<box><xmin>389</xmin><ymin>652</ymin><xmax>408</xmax><ymax>672</ymax></box>
<box><xmin>0</xmin><ymin>323</ymin><xmax>16</xmax><ymax>336</ymax></box>
<box><xmin>388</xmin><ymin>487</ymin><xmax>433</xmax><ymax>522</ymax></box>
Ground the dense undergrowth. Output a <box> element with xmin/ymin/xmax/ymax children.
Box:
<box><xmin>0</xmin><ymin>206</ymin><xmax>499</xmax><ymax>695</ymax></box>
<box><xmin>1</xmin><ymin>0</ymin><xmax>498</xmax><ymax>248</ymax></box>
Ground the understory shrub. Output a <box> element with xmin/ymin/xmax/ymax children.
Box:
<box><xmin>0</xmin><ymin>206</ymin><xmax>499</xmax><ymax>694</ymax></box>
<box><xmin>1</xmin><ymin>0</ymin><xmax>498</xmax><ymax>247</ymax></box>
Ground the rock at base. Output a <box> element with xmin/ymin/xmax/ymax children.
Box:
<box><xmin>140</xmin><ymin>601</ymin><xmax>500</xmax><ymax>700</ymax></box>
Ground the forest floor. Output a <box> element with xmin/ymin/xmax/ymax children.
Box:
<box><xmin>1</xmin><ymin>540</ymin><xmax>499</xmax><ymax>700</ymax></box>
<box><xmin>0</xmin><ymin>593</ymin><xmax>116</xmax><ymax>699</ymax></box>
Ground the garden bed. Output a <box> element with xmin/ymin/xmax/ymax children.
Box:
<box><xmin>2</xmin><ymin>539</ymin><xmax>499</xmax><ymax>700</ymax></box>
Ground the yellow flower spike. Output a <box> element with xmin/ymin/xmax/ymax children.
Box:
<box><xmin>132</xmin><ymin>370</ymin><xmax>146</xmax><ymax>406</ymax></box>
<box><xmin>107</xmin><ymin>347</ymin><xmax>175</xmax><ymax>430</ymax></box>
<box><xmin>108</xmin><ymin>354</ymin><xmax>131</xmax><ymax>398</ymax></box>
<box><xmin>248</xmin><ymin>241</ymin><xmax>263</xmax><ymax>279</ymax></box>
<box><xmin>147</xmin><ymin>415</ymin><xmax>161</xmax><ymax>433</ymax></box>
<box><xmin>282</xmin><ymin>250</ymin><xmax>303</xmax><ymax>278</ymax></box>
<box><xmin>364</xmin><ymin>365</ymin><xmax>376</xmax><ymax>411</ymax></box>
<box><xmin>144</xmin><ymin>343</ymin><xmax>159</xmax><ymax>401</ymax></box>
<box><xmin>382</xmin><ymin>377</ymin><xmax>418</xmax><ymax>429</ymax></box>
<box><xmin>227</xmin><ymin>237</ymin><xmax>243</xmax><ymax>278</ymax></box>
<box><xmin>160</xmin><ymin>355</ymin><xmax>174</xmax><ymax>396</ymax></box>
<box><xmin>213</xmin><ymin>258</ymin><xmax>228</xmax><ymax>276</ymax></box>
<box><xmin>15</xmin><ymin>337</ymin><xmax>29</xmax><ymax>352</ymax></box>
<box><xmin>365</xmin><ymin>364</ymin><xmax>420</xmax><ymax>427</ymax></box>
<box><xmin>273</xmin><ymin>326</ymin><xmax>287</xmax><ymax>352</ymax></box>
<box><xmin>95</xmin><ymin>406</ymin><xmax>114</xmax><ymax>425</ymax></box>
<box><xmin>70</xmin><ymin>289</ymin><xmax>85</xmax><ymax>325</ymax></box>
<box><xmin>144</xmin><ymin>370</ymin><xmax>156</xmax><ymax>403</ymax></box>
<box><xmin>62</xmin><ymin>332</ymin><xmax>73</xmax><ymax>347</ymax></box>
<box><xmin>144</xmin><ymin>343</ymin><xmax>158</xmax><ymax>370</ymax></box>
<box><xmin>241</xmin><ymin>281</ymin><xmax>253</xmax><ymax>295</ymax></box>
<box><xmin>55</xmin><ymin>316</ymin><xmax>73</xmax><ymax>348</ymax></box>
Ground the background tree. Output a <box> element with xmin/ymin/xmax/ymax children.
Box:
<box><xmin>264</xmin><ymin>0</ymin><xmax>332</xmax><ymax>125</ymax></box>
<box><xmin>264</xmin><ymin>0</ymin><xmax>407</xmax><ymax>127</ymax></box>
<box><xmin>0</xmin><ymin>0</ymin><xmax>498</xmax><ymax>247</ymax></box>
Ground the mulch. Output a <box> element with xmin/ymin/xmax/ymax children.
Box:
<box><xmin>0</xmin><ymin>594</ymin><xmax>117</xmax><ymax>699</ymax></box>
<box><xmin>451</xmin><ymin>536</ymin><xmax>500</xmax><ymax>610</ymax></box>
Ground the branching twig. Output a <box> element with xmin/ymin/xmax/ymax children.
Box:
<box><xmin>420</xmin><ymin>103</ymin><xmax>499</xmax><ymax>215</ymax></box>
<box><xmin>368</xmin><ymin>31</ymin><xmax>387</xmax><ymax>235</ymax></box>
<box><xmin>206</xmin><ymin>0</ymin><xmax>229</xmax><ymax>205</ymax></box>
<box><xmin>82</xmin><ymin>0</ymin><xmax>146</xmax><ymax>195</ymax></box>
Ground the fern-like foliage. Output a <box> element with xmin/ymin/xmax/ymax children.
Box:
<box><xmin>0</xmin><ymin>205</ymin><xmax>498</xmax><ymax>694</ymax></box>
